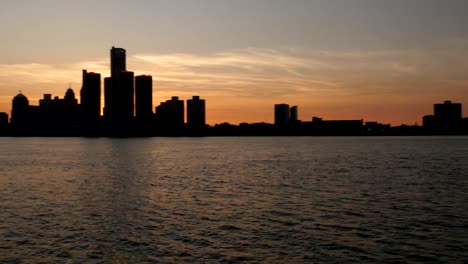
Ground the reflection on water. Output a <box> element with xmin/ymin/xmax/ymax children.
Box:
<box><xmin>0</xmin><ymin>137</ymin><xmax>467</xmax><ymax>263</ymax></box>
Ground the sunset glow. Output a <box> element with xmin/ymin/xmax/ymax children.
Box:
<box><xmin>0</xmin><ymin>0</ymin><xmax>467</xmax><ymax>125</ymax></box>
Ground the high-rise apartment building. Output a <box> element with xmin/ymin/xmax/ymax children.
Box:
<box><xmin>290</xmin><ymin>105</ymin><xmax>298</xmax><ymax>123</ymax></box>
<box><xmin>135</xmin><ymin>75</ymin><xmax>153</xmax><ymax>121</ymax></box>
<box><xmin>187</xmin><ymin>96</ymin><xmax>205</xmax><ymax>128</ymax></box>
<box><xmin>80</xmin><ymin>70</ymin><xmax>101</xmax><ymax>120</ymax></box>
<box><xmin>155</xmin><ymin>96</ymin><xmax>184</xmax><ymax>129</ymax></box>
<box><xmin>110</xmin><ymin>46</ymin><xmax>126</xmax><ymax>78</ymax></box>
<box><xmin>103</xmin><ymin>77</ymin><xmax>112</xmax><ymax>118</ymax></box>
<box><xmin>434</xmin><ymin>100</ymin><xmax>462</xmax><ymax>130</ymax></box>
<box><xmin>117</xmin><ymin>70</ymin><xmax>135</xmax><ymax>121</ymax></box>
<box><xmin>274</xmin><ymin>104</ymin><xmax>290</xmax><ymax>126</ymax></box>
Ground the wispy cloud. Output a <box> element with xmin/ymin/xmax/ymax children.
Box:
<box><xmin>0</xmin><ymin>45</ymin><xmax>466</xmax><ymax>124</ymax></box>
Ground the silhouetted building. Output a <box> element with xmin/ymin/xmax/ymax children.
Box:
<box><xmin>135</xmin><ymin>75</ymin><xmax>153</xmax><ymax>121</ymax></box>
<box><xmin>119</xmin><ymin>70</ymin><xmax>135</xmax><ymax>120</ymax></box>
<box><xmin>290</xmin><ymin>106</ymin><xmax>298</xmax><ymax>123</ymax></box>
<box><xmin>55</xmin><ymin>88</ymin><xmax>80</xmax><ymax>135</ymax></box>
<box><xmin>64</xmin><ymin>88</ymin><xmax>78</xmax><ymax>106</ymax></box>
<box><xmin>81</xmin><ymin>70</ymin><xmax>101</xmax><ymax>119</ymax></box>
<box><xmin>155</xmin><ymin>96</ymin><xmax>184</xmax><ymax>130</ymax></box>
<box><xmin>135</xmin><ymin>75</ymin><xmax>153</xmax><ymax>135</ymax></box>
<box><xmin>275</xmin><ymin>104</ymin><xmax>290</xmax><ymax>126</ymax></box>
<box><xmin>422</xmin><ymin>115</ymin><xmax>435</xmax><ymax>129</ymax></box>
<box><xmin>187</xmin><ymin>96</ymin><xmax>206</xmax><ymax>129</ymax></box>
<box><xmin>103</xmin><ymin>76</ymin><xmax>112</xmax><ymax>117</ymax></box>
<box><xmin>434</xmin><ymin>100</ymin><xmax>462</xmax><ymax>130</ymax></box>
<box><xmin>106</xmin><ymin>47</ymin><xmax>135</xmax><ymax>136</ymax></box>
<box><xmin>110</xmin><ymin>46</ymin><xmax>126</xmax><ymax>78</ymax></box>
<box><xmin>81</xmin><ymin>70</ymin><xmax>101</xmax><ymax>135</ymax></box>
<box><xmin>38</xmin><ymin>93</ymin><xmax>55</xmax><ymax>132</ymax></box>
<box><xmin>11</xmin><ymin>93</ymin><xmax>30</xmax><ymax>132</ymax></box>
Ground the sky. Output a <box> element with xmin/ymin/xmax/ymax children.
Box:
<box><xmin>0</xmin><ymin>0</ymin><xmax>467</xmax><ymax>125</ymax></box>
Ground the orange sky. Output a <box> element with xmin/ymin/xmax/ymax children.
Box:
<box><xmin>1</xmin><ymin>1</ymin><xmax>467</xmax><ymax>125</ymax></box>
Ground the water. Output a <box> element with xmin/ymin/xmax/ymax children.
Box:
<box><xmin>0</xmin><ymin>137</ymin><xmax>467</xmax><ymax>263</ymax></box>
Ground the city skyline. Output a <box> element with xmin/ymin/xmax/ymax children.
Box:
<box><xmin>1</xmin><ymin>0</ymin><xmax>467</xmax><ymax>125</ymax></box>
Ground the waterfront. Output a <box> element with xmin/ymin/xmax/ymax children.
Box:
<box><xmin>0</xmin><ymin>137</ymin><xmax>467</xmax><ymax>263</ymax></box>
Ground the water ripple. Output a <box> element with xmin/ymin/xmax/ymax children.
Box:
<box><xmin>0</xmin><ymin>137</ymin><xmax>467</xmax><ymax>263</ymax></box>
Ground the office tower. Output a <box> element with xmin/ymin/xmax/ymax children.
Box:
<box><xmin>110</xmin><ymin>46</ymin><xmax>126</xmax><ymax>77</ymax></box>
<box><xmin>103</xmin><ymin>77</ymin><xmax>112</xmax><ymax>117</ymax></box>
<box><xmin>274</xmin><ymin>103</ymin><xmax>290</xmax><ymax>126</ymax></box>
<box><xmin>118</xmin><ymin>70</ymin><xmax>134</xmax><ymax>121</ymax></box>
<box><xmin>80</xmin><ymin>70</ymin><xmax>101</xmax><ymax>120</ymax></box>
<box><xmin>135</xmin><ymin>75</ymin><xmax>153</xmax><ymax>121</ymax></box>
<box><xmin>107</xmin><ymin>46</ymin><xmax>126</xmax><ymax>122</ymax></box>
<box><xmin>187</xmin><ymin>96</ymin><xmax>205</xmax><ymax>129</ymax></box>
<box><xmin>290</xmin><ymin>105</ymin><xmax>298</xmax><ymax>123</ymax></box>
<box><xmin>155</xmin><ymin>96</ymin><xmax>184</xmax><ymax>129</ymax></box>
<box><xmin>434</xmin><ymin>100</ymin><xmax>462</xmax><ymax>130</ymax></box>
<box><xmin>64</xmin><ymin>88</ymin><xmax>78</xmax><ymax>106</ymax></box>
<box><xmin>11</xmin><ymin>93</ymin><xmax>30</xmax><ymax>130</ymax></box>
<box><xmin>81</xmin><ymin>70</ymin><xmax>101</xmax><ymax>134</ymax></box>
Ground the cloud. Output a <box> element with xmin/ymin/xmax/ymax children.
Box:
<box><xmin>0</xmin><ymin>45</ymin><xmax>466</xmax><ymax>123</ymax></box>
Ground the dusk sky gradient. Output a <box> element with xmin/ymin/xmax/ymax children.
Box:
<box><xmin>1</xmin><ymin>0</ymin><xmax>467</xmax><ymax>125</ymax></box>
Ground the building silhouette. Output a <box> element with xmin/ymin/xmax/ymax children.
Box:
<box><xmin>110</xmin><ymin>46</ymin><xmax>126</xmax><ymax>78</ymax></box>
<box><xmin>423</xmin><ymin>100</ymin><xmax>462</xmax><ymax>133</ymax></box>
<box><xmin>155</xmin><ymin>96</ymin><xmax>184</xmax><ymax>130</ymax></box>
<box><xmin>135</xmin><ymin>75</ymin><xmax>153</xmax><ymax>122</ymax></box>
<box><xmin>434</xmin><ymin>100</ymin><xmax>462</xmax><ymax>130</ymax></box>
<box><xmin>274</xmin><ymin>104</ymin><xmax>290</xmax><ymax>126</ymax></box>
<box><xmin>290</xmin><ymin>105</ymin><xmax>298</xmax><ymax>123</ymax></box>
<box><xmin>105</xmin><ymin>47</ymin><xmax>137</xmax><ymax>136</ymax></box>
<box><xmin>103</xmin><ymin>76</ymin><xmax>112</xmax><ymax>118</ymax></box>
<box><xmin>80</xmin><ymin>70</ymin><xmax>101</xmax><ymax>135</ymax></box>
<box><xmin>11</xmin><ymin>93</ymin><xmax>30</xmax><ymax>133</ymax></box>
<box><xmin>135</xmin><ymin>75</ymin><xmax>153</xmax><ymax>135</ymax></box>
<box><xmin>187</xmin><ymin>96</ymin><xmax>206</xmax><ymax>129</ymax></box>
<box><xmin>5</xmin><ymin>46</ymin><xmax>467</xmax><ymax>137</ymax></box>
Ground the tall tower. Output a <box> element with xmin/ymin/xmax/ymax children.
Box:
<box><xmin>118</xmin><ymin>70</ymin><xmax>135</xmax><ymax>121</ymax></box>
<box><xmin>187</xmin><ymin>96</ymin><xmax>206</xmax><ymax>129</ymax></box>
<box><xmin>80</xmin><ymin>70</ymin><xmax>101</xmax><ymax>134</ymax></box>
<box><xmin>110</xmin><ymin>46</ymin><xmax>126</xmax><ymax>78</ymax></box>
<box><xmin>290</xmin><ymin>106</ymin><xmax>298</xmax><ymax>123</ymax></box>
<box><xmin>135</xmin><ymin>75</ymin><xmax>153</xmax><ymax>121</ymax></box>
<box><xmin>103</xmin><ymin>76</ymin><xmax>112</xmax><ymax>118</ymax></box>
<box><xmin>274</xmin><ymin>104</ymin><xmax>290</xmax><ymax>126</ymax></box>
<box><xmin>107</xmin><ymin>47</ymin><xmax>134</xmax><ymax>135</ymax></box>
<box><xmin>434</xmin><ymin>100</ymin><xmax>462</xmax><ymax>130</ymax></box>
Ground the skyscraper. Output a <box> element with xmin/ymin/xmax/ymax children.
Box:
<box><xmin>107</xmin><ymin>46</ymin><xmax>127</xmax><ymax>121</ymax></box>
<box><xmin>11</xmin><ymin>93</ymin><xmax>30</xmax><ymax>130</ymax></box>
<box><xmin>290</xmin><ymin>105</ymin><xmax>298</xmax><ymax>123</ymax></box>
<box><xmin>434</xmin><ymin>100</ymin><xmax>462</xmax><ymax>130</ymax></box>
<box><xmin>135</xmin><ymin>75</ymin><xmax>153</xmax><ymax>121</ymax></box>
<box><xmin>274</xmin><ymin>104</ymin><xmax>290</xmax><ymax>126</ymax></box>
<box><xmin>106</xmin><ymin>47</ymin><xmax>134</xmax><ymax>135</ymax></box>
<box><xmin>117</xmin><ymin>70</ymin><xmax>135</xmax><ymax>122</ymax></box>
<box><xmin>80</xmin><ymin>70</ymin><xmax>101</xmax><ymax>134</ymax></box>
<box><xmin>103</xmin><ymin>76</ymin><xmax>112</xmax><ymax>118</ymax></box>
<box><xmin>80</xmin><ymin>70</ymin><xmax>101</xmax><ymax>120</ymax></box>
<box><xmin>110</xmin><ymin>46</ymin><xmax>126</xmax><ymax>78</ymax></box>
<box><xmin>187</xmin><ymin>96</ymin><xmax>205</xmax><ymax>129</ymax></box>
<box><xmin>155</xmin><ymin>96</ymin><xmax>184</xmax><ymax>129</ymax></box>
